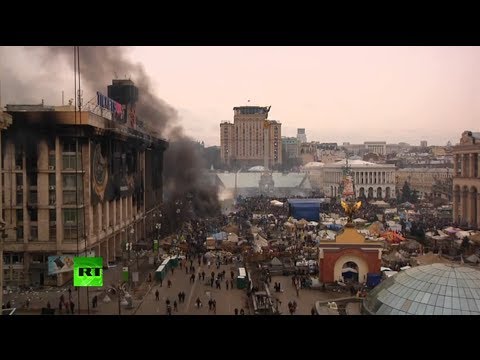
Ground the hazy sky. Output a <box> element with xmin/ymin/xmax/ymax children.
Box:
<box><xmin>1</xmin><ymin>46</ymin><xmax>479</xmax><ymax>146</ymax></box>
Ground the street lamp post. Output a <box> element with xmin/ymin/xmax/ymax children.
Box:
<box><xmin>117</xmin><ymin>283</ymin><xmax>122</xmax><ymax>315</ymax></box>
<box><xmin>0</xmin><ymin>220</ymin><xmax>13</xmax><ymax>311</ymax></box>
<box><xmin>127</xmin><ymin>226</ymin><xmax>134</xmax><ymax>289</ymax></box>
<box><xmin>0</xmin><ymin>222</ymin><xmax>4</xmax><ymax>311</ymax></box>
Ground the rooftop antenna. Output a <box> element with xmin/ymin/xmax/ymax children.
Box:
<box><xmin>62</xmin><ymin>90</ymin><xmax>64</xmax><ymax>105</ymax></box>
<box><xmin>114</xmin><ymin>72</ymin><xmax>118</xmax><ymax>79</ymax></box>
<box><xmin>0</xmin><ymin>79</ymin><xmax>2</xmax><ymax>109</ymax></box>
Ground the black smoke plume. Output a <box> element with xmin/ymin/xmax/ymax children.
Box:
<box><xmin>22</xmin><ymin>46</ymin><xmax>220</xmax><ymax>226</ymax></box>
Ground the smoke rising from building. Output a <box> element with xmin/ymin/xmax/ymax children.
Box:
<box><xmin>3</xmin><ymin>46</ymin><xmax>220</xmax><ymax>221</ymax></box>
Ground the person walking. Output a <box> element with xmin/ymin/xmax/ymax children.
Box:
<box><xmin>173</xmin><ymin>300</ymin><xmax>178</xmax><ymax>312</ymax></box>
<box><xmin>155</xmin><ymin>289</ymin><xmax>160</xmax><ymax>301</ymax></box>
<box><xmin>167</xmin><ymin>279</ymin><xmax>172</xmax><ymax>288</ymax></box>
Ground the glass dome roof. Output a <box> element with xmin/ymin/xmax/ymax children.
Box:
<box><xmin>363</xmin><ymin>263</ymin><xmax>480</xmax><ymax>315</ymax></box>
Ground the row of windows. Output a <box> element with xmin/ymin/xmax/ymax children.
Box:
<box><xmin>14</xmin><ymin>209</ymin><xmax>84</xmax><ymax>241</ymax></box>
<box><xmin>15</xmin><ymin>208</ymin><xmax>73</xmax><ymax>224</ymax></box>
<box><xmin>11</xmin><ymin>140</ymin><xmax>77</xmax><ymax>170</ymax></box>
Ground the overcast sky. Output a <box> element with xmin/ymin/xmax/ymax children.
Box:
<box><xmin>1</xmin><ymin>46</ymin><xmax>479</xmax><ymax>146</ymax></box>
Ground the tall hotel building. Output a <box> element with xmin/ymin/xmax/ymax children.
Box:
<box><xmin>1</xmin><ymin>80</ymin><xmax>168</xmax><ymax>286</ymax></box>
<box><xmin>220</xmin><ymin>106</ymin><xmax>282</xmax><ymax>169</ymax></box>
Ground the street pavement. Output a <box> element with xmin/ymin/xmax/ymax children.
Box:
<box><xmin>268</xmin><ymin>275</ymin><xmax>347</xmax><ymax>315</ymax></box>
<box><xmin>5</xmin><ymin>256</ymin><xmax>350</xmax><ymax>316</ymax></box>
<box><xmin>134</xmin><ymin>261</ymin><xmax>250</xmax><ymax>315</ymax></box>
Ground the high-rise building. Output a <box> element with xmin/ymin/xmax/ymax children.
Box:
<box><xmin>220</xmin><ymin>106</ymin><xmax>282</xmax><ymax>169</ymax></box>
<box><xmin>297</xmin><ymin>128</ymin><xmax>307</xmax><ymax>143</ymax></box>
<box><xmin>452</xmin><ymin>131</ymin><xmax>480</xmax><ymax>227</ymax></box>
<box><xmin>1</xmin><ymin>80</ymin><xmax>168</xmax><ymax>287</ymax></box>
<box><xmin>420</xmin><ymin>140</ymin><xmax>428</xmax><ymax>148</ymax></box>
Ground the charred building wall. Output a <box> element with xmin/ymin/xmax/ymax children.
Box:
<box><xmin>1</xmin><ymin>107</ymin><xmax>167</xmax><ymax>287</ymax></box>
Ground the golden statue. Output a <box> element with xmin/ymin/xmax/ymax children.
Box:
<box><xmin>341</xmin><ymin>200</ymin><xmax>362</xmax><ymax>224</ymax></box>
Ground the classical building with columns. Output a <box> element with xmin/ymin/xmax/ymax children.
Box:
<box><xmin>452</xmin><ymin>131</ymin><xmax>480</xmax><ymax>228</ymax></box>
<box><xmin>1</xmin><ymin>83</ymin><xmax>168</xmax><ymax>286</ymax></box>
<box><xmin>323</xmin><ymin>159</ymin><xmax>396</xmax><ymax>199</ymax></box>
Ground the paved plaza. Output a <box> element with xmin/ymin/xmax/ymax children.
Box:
<box><xmin>4</xmin><ymin>255</ymin><xmax>349</xmax><ymax>315</ymax></box>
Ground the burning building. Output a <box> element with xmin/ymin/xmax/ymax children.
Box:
<box><xmin>1</xmin><ymin>80</ymin><xmax>168</xmax><ymax>286</ymax></box>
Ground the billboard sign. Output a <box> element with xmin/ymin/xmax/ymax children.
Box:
<box><xmin>73</xmin><ymin>257</ymin><xmax>104</xmax><ymax>287</ymax></box>
<box><xmin>48</xmin><ymin>255</ymin><xmax>75</xmax><ymax>275</ymax></box>
<box><xmin>97</xmin><ymin>92</ymin><xmax>124</xmax><ymax>122</ymax></box>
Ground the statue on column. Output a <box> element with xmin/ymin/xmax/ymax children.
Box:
<box><xmin>339</xmin><ymin>157</ymin><xmax>362</xmax><ymax>225</ymax></box>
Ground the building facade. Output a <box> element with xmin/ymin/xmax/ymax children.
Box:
<box><xmin>1</xmin><ymin>83</ymin><xmax>168</xmax><ymax>287</ymax></box>
<box><xmin>297</xmin><ymin>128</ymin><xmax>307</xmax><ymax>143</ymax></box>
<box><xmin>364</xmin><ymin>142</ymin><xmax>387</xmax><ymax>156</ymax></box>
<box><xmin>220</xmin><ymin>106</ymin><xmax>282</xmax><ymax>169</ymax></box>
<box><xmin>323</xmin><ymin>159</ymin><xmax>396</xmax><ymax>199</ymax></box>
<box><xmin>282</xmin><ymin>137</ymin><xmax>299</xmax><ymax>159</ymax></box>
<box><xmin>318</xmin><ymin>226</ymin><xmax>382</xmax><ymax>284</ymax></box>
<box><xmin>396</xmin><ymin>168</ymin><xmax>452</xmax><ymax>200</ymax></box>
<box><xmin>452</xmin><ymin>131</ymin><xmax>480</xmax><ymax>228</ymax></box>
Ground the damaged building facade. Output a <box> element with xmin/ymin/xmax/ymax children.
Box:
<box><xmin>1</xmin><ymin>80</ymin><xmax>168</xmax><ymax>286</ymax></box>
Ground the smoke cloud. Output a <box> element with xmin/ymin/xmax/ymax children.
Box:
<box><xmin>2</xmin><ymin>46</ymin><xmax>220</xmax><ymax>223</ymax></box>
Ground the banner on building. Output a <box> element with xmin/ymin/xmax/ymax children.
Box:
<box><xmin>97</xmin><ymin>92</ymin><xmax>124</xmax><ymax>123</ymax></box>
<box><xmin>90</xmin><ymin>139</ymin><xmax>142</xmax><ymax>206</ymax></box>
<box><xmin>48</xmin><ymin>255</ymin><xmax>75</xmax><ymax>275</ymax></box>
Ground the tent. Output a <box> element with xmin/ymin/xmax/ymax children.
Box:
<box><xmin>296</xmin><ymin>219</ymin><xmax>309</xmax><ymax>228</ymax></box>
<box><xmin>270</xmin><ymin>200</ymin><xmax>284</xmax><ymax>207</ymax></box>
<box><xmin>381</xmin><ymin>231</ymin><xmax>405</xmax><ymax>244</ymax></box>
<box><xmin>353</xmin><ymin>218</ymin><xmax>367</xmax><ymax>224</ymax></box>
<box><xmin>212</xmin><ymin>232</ymin><xmax>228</xmax><ymax>241</ymax></box>
<box><xmin>466</xmin><ymin>254</ymin><xmax>480</xmax><ymax>264</ymax></box>
<box><xmin>287</xmin><ymin>198</ymin><xmax>323</xmax><ymax>221</ymax></box>
<box><xmin>327</xmin><ymin>223</ymin><xmax>343</xmax><ymax>231</ymax></box>
<box><xmin>369</xmin><ymin>221</ymin><xmax>385</xmax><ymax>235</ymax></box>
<box><xmin>371</xmin><ymin>200</ymin><xmax>389</xmax><ymax>208</ymax></box>
<box><xmin>270</xmin><ymin>257</ymin><xmax>283</xmax><ymax>266</ymax></box>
